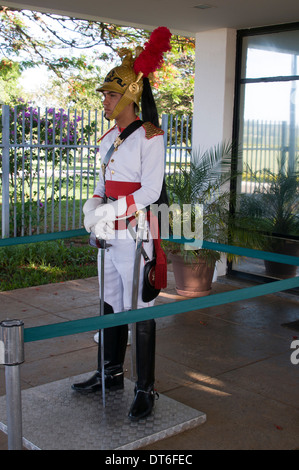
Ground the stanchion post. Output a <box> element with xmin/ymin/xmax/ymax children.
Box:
<box><xmin>0</xmin><ymin>320</ymin><xmax>24</xmax><ymax>450</ymax></box>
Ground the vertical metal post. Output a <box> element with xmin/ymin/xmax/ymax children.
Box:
<box><xmin>1</xmin><ymin>104</ymin><xmax>10</xmax><ymax>239</ymax></box>
<box><xmin>161</xmin><ymin>114</ymin><xmax>169</xmax><ymax>172</ymax></box>
<box><xmin>288</xmin><ymin>54</ymin><xmax>297</xmax><ymax>174</ymax></box>
<box><xmin>0</xmin><ymin>320</ymin><xmax>24</xmax><ymax>450</ymax></box>
<box><xmin>99</xmin><ymin>242</ymin><xmax>106</xmax><ymax>408</ymax></box>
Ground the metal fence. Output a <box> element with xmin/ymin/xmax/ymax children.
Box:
<box><xmin>241</xmin><ymin>119</ymin><xmax>299</xmax><ymax>193</ymax></box>
<box><xmin>2</xmin><ymin>104</ymin><xmax>297</xmax><ymax>242</ymax></box>
<box><xmin>0</xmin><ymin>105</ymin><xmax>192</xmax><ymax>240</ymax></box>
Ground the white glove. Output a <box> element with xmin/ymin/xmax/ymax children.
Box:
<box><xmin>93</xmin><ymin>198</ymin><xmax>127</xmax><ymax>241</ymax></box>
<box><xmin>94</xmin><ymin>220</ymin><xmax>115</xmax><ymax>240</ymax></box>
<box><xmin>94</xmin><ymin>197</ymin><xmax>127</xmax><ymax>222</ymax></box>
<box><xmin>83</xmin><ymin>197</ymin><xmax>103</xmax><ymax>233</ymax></box>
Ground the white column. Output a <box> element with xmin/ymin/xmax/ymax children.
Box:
<box><xmin>193</xmin><ymin>28</ymin><xmax>237</xmax><ymax>152</ymax></box>
<box><xmin>192</xmin><ymin>28</ymin><xmax>237</xmax><ymax>276</ymax></box>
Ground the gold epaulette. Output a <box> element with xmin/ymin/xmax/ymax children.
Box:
<box><xmin>142</xmin><ymin>121</ymin><xmax>164</xmax><ymax>139</ymax></box>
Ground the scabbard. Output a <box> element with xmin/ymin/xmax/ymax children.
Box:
<box><xmin>130</xmin><ymin>211</ymin><xmax>146</xmax><ymax>382</ymax></box>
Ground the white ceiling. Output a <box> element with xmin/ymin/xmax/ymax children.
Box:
<box><xmin>4</xmin><ymin>0</ymin><xmax>299</xmax><ymax>36</ymax></box>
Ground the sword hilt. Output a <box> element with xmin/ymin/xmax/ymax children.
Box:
<box><xmin>135</xmin><ymin>209</ymin><xmax>147</xmax><ymax>242</ymax></box>
<box><xmin>96</xmin><ymin>238</ymin><xmax>106</xmax><ymax>250</ymax></box>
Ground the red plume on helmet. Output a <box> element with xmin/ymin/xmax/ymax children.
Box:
<box><xmin>133</xmin><ymin>26</ymin><xmax>172</xmax><ymax>77</ymax></box>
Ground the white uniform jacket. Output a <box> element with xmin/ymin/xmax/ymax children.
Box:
<box><xmin>93</xmin><ymin>120</ymin><xmax>166</xmax><ymax>312</ymax></box>
<box><xmin>93</xmin><ymin>121</ymin><xmax>165</xmax><ymax>217</ymax></box>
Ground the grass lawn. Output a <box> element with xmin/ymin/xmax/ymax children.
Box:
<box><xmin>0</xmin><ymin>236</ymin><xmax>98</xmax><ymax>291</ymax></box>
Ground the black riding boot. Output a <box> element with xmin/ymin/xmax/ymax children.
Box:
<box><xmin>72</xmin><ymin>302</ymin><xmax>128</xmax><ymax>393</ymax></box>
<box><xmin>128</xmin><ymin>319</ymin><xmax>157</xmax><ymax>421</ymax></box>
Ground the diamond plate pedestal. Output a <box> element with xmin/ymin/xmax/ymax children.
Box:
<box><xmin>0</xmin><ymin>373</ymin><xmax>206</xmax><ymax>450</ymax></box>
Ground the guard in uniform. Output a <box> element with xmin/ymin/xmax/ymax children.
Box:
<box><xmin>72</xmin><ymin>27</ymin><xmax>171</xmax><ymax>421</ymax></box>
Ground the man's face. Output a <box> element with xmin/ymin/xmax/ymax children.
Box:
<box><xmin>102</xmin><ymin>91</ymin><xmax>122</xmax><ymax>119</ymax></box>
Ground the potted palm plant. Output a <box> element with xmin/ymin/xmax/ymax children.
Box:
<box><xmin>238</xmin><ymin>155</ymin><xmax>299</xmax><ymax>278</ymax></box>
<box><xmin>164</xmin><ymin>142</ymin><xmax>238</xmax><ymax>297</ymax></box>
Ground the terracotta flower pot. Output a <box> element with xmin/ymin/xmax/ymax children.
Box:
<box><xmin>169</xmin><ymin>252</ymin><xmax>216</xmax><ymax>297</ymax></box>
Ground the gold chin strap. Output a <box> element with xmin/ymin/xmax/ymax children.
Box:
<box><xmin>108</xmin><ymin>72</ymin><xmax>143</xmax><ymax>121</ymax></box>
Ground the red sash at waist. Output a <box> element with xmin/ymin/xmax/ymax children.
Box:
<box><xmin>104</xmin><ymin>180</ymin><xmax>167</xmax><ymax>289</ymax></box>
<box><xmin>105</xmin><ymin>181</ymin><xmax>141</xmax><ymax>200</ymax></box>
<box><xmin>105</xmin><ymin>181</ymin><xmax>141</xmax><ymax>230</ymax></box>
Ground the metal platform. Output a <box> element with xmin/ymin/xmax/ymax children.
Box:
<box><xmin>0</xmin><ymin>373</ymin><xmax>206</xmax><ymax>450</ymax></box>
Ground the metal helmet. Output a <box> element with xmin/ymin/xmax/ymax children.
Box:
<box><xmin>97</xmin><ymin>27</ymin><xmax>172</xmax><ymax>121</ymax></box>
<box><xmin>96</xmin><ymin>48</ymin><xmax>143</xmax><ymax>120</ymax></box>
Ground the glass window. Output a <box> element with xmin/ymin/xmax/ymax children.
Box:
<box><xmin>241</xmin><ymin>30</ymin><xmax>299</xmax><ymax>79</ymax></box>
<box><xmin>232</xmin><ymin>25</ymin><xmax>299</xmax><ymax>282</ymax></box>
<box><xmin>243</xmin><ymin>80</ymin><xmax>298</xmax><ymax>123</ymax></box>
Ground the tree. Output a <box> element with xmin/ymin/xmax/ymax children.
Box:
<box><xmin>0</xmin><ymin>7</ymin><xmax>156</xmax><ymax>83</ymax></box>
<box><xmin>0</xmin><ymin>6</ymin><xmax>195</xmax><ymax>113</ymax></box>
<box><xmin>155</xmin><ymin>46</ymin><xmax>195</xmax><ymax>115</ymax></box>
<box><xmin>0</xmin><ymin>58</ymin><xmax>24</xmax><ymax>103</ymax></box>
<box><xmin>26</xmin><ymin>54</ymin><xmax>106</xmax><ymax>109</ymax></box>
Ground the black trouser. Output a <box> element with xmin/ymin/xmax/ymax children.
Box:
<box><xmin>97</xmin><ymin>303</ymin><xmax>155</xmax><ymax>389</ymax></box>
<box><xmin>97</xmin><ymin>302</ymin><xmax>128</xmax><ymax>375</ymax></box>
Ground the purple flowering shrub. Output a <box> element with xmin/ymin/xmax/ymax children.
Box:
<box><xmin>1</xmin><ymin>99</ymin><xmax>99</xmax><ymax>236</ymax></box>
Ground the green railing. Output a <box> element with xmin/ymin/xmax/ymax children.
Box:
<box><xmin>22</xmin><ymin>237</ymin><xmax>299</xmax><ymax>343</ymax></box>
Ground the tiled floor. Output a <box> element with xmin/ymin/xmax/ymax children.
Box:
<box><xmin>0</xmin><ymin>270</ymin><xmax>298</xmax><ymax>450</ymax></box>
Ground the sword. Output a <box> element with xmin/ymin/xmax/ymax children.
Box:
<box><xmin>96</xmin><ymin>237</ymin><xmax>107</xmax><ymax>409</ymax></box>
<box><xmin>130</xmin><ymin>209</ymin><xmax>147</xmax><ymax>381</ymax></box>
